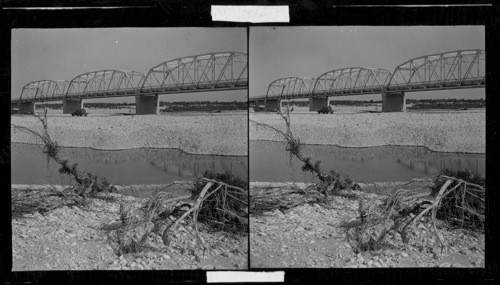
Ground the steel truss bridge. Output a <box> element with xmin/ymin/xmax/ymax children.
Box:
<box><xmin>249</xmin><ymin>50</ymin><xmax>485</xmax><ymax>106</ymax></box>
<box><xmin>13</xmin><ymin>52</ymin><xmax>248</xmax><ymax>104</ymax></box>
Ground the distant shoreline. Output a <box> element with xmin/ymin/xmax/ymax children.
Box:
<box><xmin>11</xmin><ymin>112</ymin><xmax>248</xmax><ymax>156</ymax></box>
<box><xmin>250</xmin><ymin>109</ymin><xmax>485</xmax><ymax>154</ymax></box>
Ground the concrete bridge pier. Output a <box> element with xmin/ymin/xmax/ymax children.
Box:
<box><xmin>135</xmin><ymin>94</ymin><xmax>159</xmax><ymax>115</ymax></box>
<box><xmin>382</xmin><ymin>91</ymin><xmax>406</xmax><ymax>112</ymax></box>
<box><xmin>63</xmin><ymin>98</ymin><xmax>84</xmax><ymax>114</ymax></box>
<box><xmin>309</xmin><ymin>96</ymin><xmax>329</xmax><ymax>112</ymax></box>
<box><xmin>265</xmin><ymin>99</ymin><xmax>281</xmax><ymax>111</ymax></box>
<box><xmin>19</xmin><ymin>102</ymin><xmax>35</xmax><ymax>114</ymax></box>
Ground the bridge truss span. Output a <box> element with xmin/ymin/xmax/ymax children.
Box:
<box><xmin>386</xmin><ymin>49</ymin><xmax>485</xmax><ymax>92</ymax></box>
<box><xmin>312</xmin><ymin>67</ymin><xmax>392</xmax><ymax>96</ymax></box>
<box><xmin>141</xmin><ymin>51</ymin><xmax>248</xmax><ymax>94</ymax></box>
<box><xmin>20</xmin><ymin>80</ymin><xmax>70</xmax><ymax>102</ymax></box>
<box><xmin>66</xmin><ymin>70</ymin><xmax>145</xmax><ymax>98</ymax></box>
<box><xmin>266</xmin><ymin>77</ymin><xmax>316</xmax><ymax>100</ymax></box>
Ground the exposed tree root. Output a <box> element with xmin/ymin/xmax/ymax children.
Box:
<box><xmin>105</xmin><ymin>174</ymin><xmax>248</xmax><ymax>256</ymax></box>
<box><xmin>344</xmin><ymin>174</ymin><xmax>485</xmax><ymax>257</ymax></box>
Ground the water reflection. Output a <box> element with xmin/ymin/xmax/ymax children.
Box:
<box><xmin>250</xmin><ymin>141</ymin><xmax>484</xmax><ymax>183</ymax></box>
<box><xmin>11</xmin><ymin>143</ymin><xmax>248</xmax><ymax>185</ymax></box>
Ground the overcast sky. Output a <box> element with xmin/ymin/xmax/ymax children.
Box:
<box><xmin>250</xmin><ymin>26</ymin><xmax>485</xmax><ymax>101</ymax></box>
<box><xmin>12</xmin><ymin>28</ymin><xmax>247</xmax><ymax>103</ymax></box>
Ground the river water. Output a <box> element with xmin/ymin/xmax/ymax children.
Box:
<box><xmin>11</xmin><ymin>143</ymin><xmax>248</xmax><ymax>186</ymax></box>
<box><xmin>250</xmin><ymin>140</ymin><xmax>485</xmax><ymax>183</ymax></box>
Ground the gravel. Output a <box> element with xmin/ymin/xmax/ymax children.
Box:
<box><xmin>250</xmin><ymin>110</ymin><xmax>485</xmax><ymax>154</ymax></box>
<box><xmin>250</xmin><ymin>182</ymin><xmax>485</xmax><ymax>268</ymax></box>
<box><xmin>12</xmin><ymin>187</ymin><xmax>248</xmax><ymax>271</ymax></box>
<box><xmin>11</xmin><ymin>112</ymin><xmax>247</xmax><ymax>156</ymax></box>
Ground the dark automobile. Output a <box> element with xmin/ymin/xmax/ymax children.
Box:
<box><xmin>317</xmin><ymin>106</ymin><xmax>334</xmax><ymax>114</ymax></box>
<box><xmin>71</xmin><ymin>108</ymin><xmax>88</xmax><ymax>116</ymax></box>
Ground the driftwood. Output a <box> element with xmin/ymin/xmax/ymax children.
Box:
<box><xmin>12</xmin><ymin>186</ymin><xmax>86</xmax><ymax>218</ymax></box>
<box><xmin>106</xmin><ymin>175</ymin><xmax>248</xmax><ymax>256</ymax></box>
<box><xmin>347</xmin><ymin>174</ymin><xmax>485</xmax><ymax>257</ymax></box>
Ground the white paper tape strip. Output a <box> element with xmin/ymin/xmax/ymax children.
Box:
<box><xmin>207</xmin><ymin>271</ymin><xmax>285</xmax><ymax>283</ymax></box>
<box><xmin>211</xmin><ymin>5</ymin><xmax>290</xmax><ymax>23</ymax></box>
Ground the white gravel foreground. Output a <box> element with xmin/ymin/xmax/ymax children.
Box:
<box><xmin>250</xmin><ymin>110</ymin><xmax>485</xmax><ymax>154</ymax></box>
<box><xmin>11</xmin><ymin>113</ymin><xmax>247</xmax><ymax>156</ymax></box>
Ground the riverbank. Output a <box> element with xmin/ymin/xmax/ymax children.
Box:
<box><xmin>11</xmin><ymin>112</ymin><xmax>247</xmax><ymax>156</ymax></box>
<box><xmin>250</xmin><ymin>182</ymin><xmax>484</xmax><ymax>268</ymax></box>
<box><xmin>11</xmin><ymin>184</ymin><xmax>247</xmax><ymax>271</ymax></box>
<box><xmin>249</xmin><ymin>110</ymin><xmax>485</xmax><ymax>154</ymax></box>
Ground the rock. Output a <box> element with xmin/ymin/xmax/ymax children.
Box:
<box><xmin>439</xmin><ymin>262</ymin><xmax>452</xmax><ymax>267</ymax></box>
<box><xmin>202</xmin><ymin>264</ymin><xmax>214</xmax><ymax>270</ymax></box>
<box><xmin>400</xmin><ymin>252</ymin><xmax>409</xmax><ymax>258</ymax></box>
<box><xmin>273</xmin><ymin>209</ymin><xmax>285</xmax><ymax>218</ymax></box>
<box><xmin>33</xmin><ymin>212</ymin><xmax>44</xmax><ymax>220</ymax></box>
<box><xmin>295</xmin><ymin>227</ymin><xmax>304</xmax><ymax>232</ymax></box>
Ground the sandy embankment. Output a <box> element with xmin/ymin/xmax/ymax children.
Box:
<box><xmin>250</xmin><ymin>111</ymin><xmax>485</xmax><ymax>154</ymax></box>
<box><xmin>11</xmin><ymin>113</ymin><xmax>247</xmax><ymax>156</ymax></box>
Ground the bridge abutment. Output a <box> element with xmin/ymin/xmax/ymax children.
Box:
<box><xmin>135</xmin><ymin>95</ymin><xmax>159</xmax><ymax>115</ymax></box>
<box><xmin>19</xmin><ymin>102</ymin><xmax>35</xmax><ymax>114</ymax></box>
<box><xmin>265</xmin><ymin>99</ymin><xmax>281</xmax><ymax>111</ymax></box>
<box><xmin>63</xmin><ymin>98</ymin><xmax>84</xmax><ymax>114</ymax></box>
<box><xmin>309</xmin><ymin>96</ymin><xmax>329</xmax><ymax>112</ymax></box>
<box><xmin>382</xmin><ymin>92</ymin><xmax>406</xmax><ymax>112</ymax></box>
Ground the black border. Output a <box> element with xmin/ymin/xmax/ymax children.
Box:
<box><xmin>1</xmin><ymin>1</ymin><xmax>499</xmax><ymax>284</ymax></box>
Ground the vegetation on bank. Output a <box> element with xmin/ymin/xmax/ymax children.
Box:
<box><xmin>255</xmin><ymin>98</ymin><xmax>485</xmax><ymax>110</ymax></box>
<box><xmin>407</xmin><ymin>98</ymin><xmax>485</xmax><ymax>110</ymax></box>
<box><xmin>34</xmin><ymin>101</ymin><xmax>247</xmax><ymax>112</ymax></box>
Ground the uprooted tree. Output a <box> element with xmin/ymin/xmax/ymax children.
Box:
<box><xmin>250</xmin><ymin>107</ymin><xmax>359</xmax><ymax>214</ymax></box>
<box><xmin>104</xmin><ymin>171</ymin><xmax>248</xmax><ymax>255</ymax></box>
<box><xmin>345</xmin><ymin>169</ymin><xmax>485</xmax><ymax>256</ymax></box>
<box><xmin>11</xmin><ymin>109</ymin><xmax>117</xmax><ymax>218</ymax></box>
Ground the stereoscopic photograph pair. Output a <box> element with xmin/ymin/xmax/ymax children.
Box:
<box><xmin>10</xmin><ymin>26</ymin><xmax>485</xmax><ymax>272</ymax></box>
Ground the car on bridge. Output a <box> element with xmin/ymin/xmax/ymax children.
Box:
<box><xmin>71</xmin><ymin>108</ymin><xmax>88</xmax><ymax>116</ymax></box>
<box><xmin>317</xmin><ymin>106</ymin><xmax>334</xmax><ymax>114</ymax></box>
